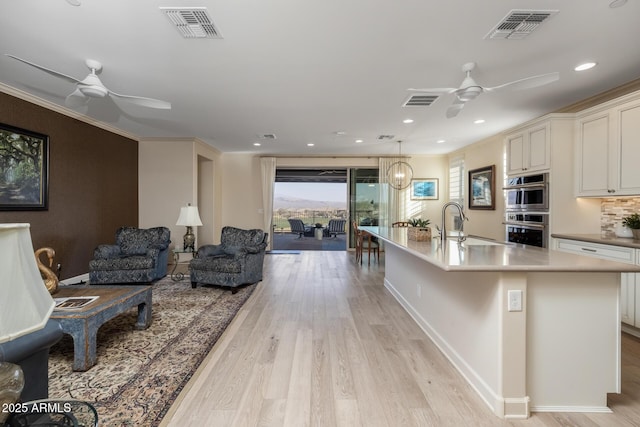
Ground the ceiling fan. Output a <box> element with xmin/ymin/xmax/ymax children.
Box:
<box><xmin>408</xmin><ymin>62</ymin><xmax>558</xmax><ymax>118</ymax></box>
<box><xmin>5</xmin><ymin>54</ymin><xmax>171</xmax><ymax>110</ymax></box>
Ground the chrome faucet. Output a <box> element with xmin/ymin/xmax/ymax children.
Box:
<box><xmin>440</xmin><ymin>201</ymin><xmax>468</xmax><ymax>245</ymax></box>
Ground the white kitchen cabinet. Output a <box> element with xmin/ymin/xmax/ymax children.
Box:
<box><xmin>575</xmin><ymin>95</ymin><xmax>640</xmax><ymax>196</ymax></box>
<box><xmin>506</xmin><ymin>120</ymin><xmax>550</xmax><ymax>175</ymax></box>
<box><xmin>555</xmin><ymin>238</ymin><xmax>639</xmax><ymax>329</ymax></box>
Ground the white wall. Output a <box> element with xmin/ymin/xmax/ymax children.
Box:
<box><xmin>219</xmin><ymin>154</ymin><xmax>265</xmax><ymax>231</ymax></box>
<box><xmin>405</xmin><ymin>155</ymin><xmax>449</xmax><ymax>226</ymax></box>
<box><xmin>449</xmin><ymin>134</ymin><xmax>506</xmax><ymax>241</ymax></box>
<box><xmin>139</xmin><ymin>138</ymin><xmax>220</xmax><ymax>250</ymax></box>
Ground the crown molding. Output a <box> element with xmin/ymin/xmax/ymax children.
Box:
<box><xmin>0</xmin><ymin>82</ymin><xmax>140</xmax><ymax>141</ymax></box>
<box><xmin>553</xmin><ymin>78</ymin><xmax>640</xmax><ymax>113</ymax></box>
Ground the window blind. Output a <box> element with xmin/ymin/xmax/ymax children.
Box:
<box><xmin>449</xmin><ymin>155</ymin><xmax>465</xmax><ymax>204</ymax></box>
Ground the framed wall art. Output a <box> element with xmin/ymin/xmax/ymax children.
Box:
<box><xmin>410</xmin><ymin>178</ymin><xmax>439</xmax><ymax>200</ymax></box>
<box><xmin>0</xmin><ymin>123</ymin><xmax>49</xmax><ymax>210</ymax></box>
<box><xmin>468</xmin><ymin>165</ymin><xmax>495</xmax><ymax>210</ymax></box>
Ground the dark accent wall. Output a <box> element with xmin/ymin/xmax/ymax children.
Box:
<box><xmin>0</xmin><ymin>92</ymin><xmax>138</xmax><ymax>279</ymax></box>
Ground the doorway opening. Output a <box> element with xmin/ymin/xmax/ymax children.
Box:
<box><xmin>270</xmin><ymin>167</ymin><xmax>380</xmax><ymax>251</ymax></box>
<box><xmin>271</xmin><ymin>168</ymin><xmax>347</xmax><ymax>251</ymax></box>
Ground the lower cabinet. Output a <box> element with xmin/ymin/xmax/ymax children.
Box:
<box><xmin>555</xmin><ymin>238</ymin><xmax>640</xmax><ymax>330</ymax></box>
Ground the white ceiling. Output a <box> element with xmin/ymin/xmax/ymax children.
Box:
<box><xmin>1</xmin><ymin>0</ymin><xmax>639</xmax><ymax>156</ymax></box>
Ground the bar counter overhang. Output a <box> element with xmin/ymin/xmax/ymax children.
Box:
<box><xmin>361</xmin><ymin>226</ymin><xmax>640</xmax><ymax>419</ymax></box>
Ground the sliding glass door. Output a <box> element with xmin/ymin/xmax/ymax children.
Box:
<box><xmin>348</xmin><ymin>168</ymin><xmax>379</xmax><ymax>248</ymax></box>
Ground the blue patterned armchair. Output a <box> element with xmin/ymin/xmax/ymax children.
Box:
<box><xmin>189</xmin><ymin>226</ymin><xmax>268</xmax><ymax>292</ymax></box>
<box><xmin>89</xmin><ymin>226</ymin><xmax>171</xmax><ymax>284</ymax></box>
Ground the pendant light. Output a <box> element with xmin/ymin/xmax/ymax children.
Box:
<box><xmin>386</xmin><ymin>141</ymin><xmax>413</xmax><ymax>190</ymax></box>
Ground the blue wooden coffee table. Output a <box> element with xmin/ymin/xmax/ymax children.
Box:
<box><xmin>50</xmin><ymin>285</ymin><xmax>152</xmax><ymax>371</ymax></box>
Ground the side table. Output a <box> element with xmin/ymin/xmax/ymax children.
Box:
<box><xmin>171</xmin><ymin>249</ymin><xmax>195</xmax><ymax>281</ymax></box>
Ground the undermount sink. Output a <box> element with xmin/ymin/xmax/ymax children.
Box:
<box><xmin>451</xmin><ymin>235</ymin><xmax>509</xmax><ymax>246</ymax></box>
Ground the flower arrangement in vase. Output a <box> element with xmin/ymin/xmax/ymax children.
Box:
<box><xmin>622</xmin><ymin>213</ymin><xmax>640</xmax><ymax>239</ymax></box>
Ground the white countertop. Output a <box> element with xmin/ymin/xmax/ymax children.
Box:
<box><xmin>362</xmin><ymin>226</ymin><xmax>640</xmax><ymax>273</ymax></box>
<box><xmin>552</xmin><ymin>233</ymin><xmax>640</xmax><ymax>249</ymax></box>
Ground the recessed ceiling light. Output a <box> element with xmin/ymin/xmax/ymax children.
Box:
<box><xmin>307</xmin><ymin>143</ymin><xmax>315</xmax><ymax>147</ymax></box>
<box><xmin>436</xmin><ymin>139</ymin><xmax>446</xmax><ymax>144</ymax></box>
<box><xmin>253</xmin><ymin>142</ymin><xmax>261</xmax><ymax>146</ymax></box>
<box><xmin>403</xmin><ymin>119</ymin><xmax>414</xmax><ymax>124</ymax></box>
<box><xmin>355</xmin><ymin>139</ymin><xmax>363</xmax><ymax>143</ymax></box>
<box><xmin>575</xmin><ymin>62</ymin><xmax>597</xmax><ymax>71</ymax></box>
<box><xmin>474</xmin><ymin>119</ymin><xmax>485</xmax><ymax>124</ymax></box>
<box><xmin>334</xmin><ymin>131</ymin><xmax>347</xmax><ymax>136</ymax></box>
<box><xmin>610</xmin><ymin>0</ymin><xmax>628</xmax><ymax>8</ymax></box>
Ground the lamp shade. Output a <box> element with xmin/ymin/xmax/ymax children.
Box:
<box><xmin>176</xmin><ymin>205</ymin><xmax>203</xmax><ymax>227</ymax></box>
<box><xmin>0</xmin><ymin>223</ymin><xmax>55</xmax><ymax>344</ymax></box>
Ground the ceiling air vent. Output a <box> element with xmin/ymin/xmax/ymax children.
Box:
<box><xmin>377</xmin><ymin>135</ymin><xmax>395</xmax><ymax>140</ymax></box>
<box><xmin>485</xmin><ymin>10</ymin><xmax>558</xmax><ymax>40</ymax></box>
<box><xmin>258</xmin><ymin>134</ymin><xmax>277</xmax><ymax>140</ymax></box>
<box><xmin>160</xmin><ymin>7</ymin><xmax>223</xmax><ymax>39</ymax></box>
<box><xmin>403</xmin><ymin>94</ymin><xmax>439</xmax><ymax>107</ymax></box>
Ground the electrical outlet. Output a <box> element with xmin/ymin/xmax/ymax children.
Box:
<box><xmin>508</xmin><ymin>290</ymin><xmax>523</xmax><ymax>312</ymax></box>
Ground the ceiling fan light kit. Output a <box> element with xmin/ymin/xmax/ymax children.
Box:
<box><xmin>79</xmin><ymin>85</ymin><xmax>108</xmax><ymax>98</ymax></box>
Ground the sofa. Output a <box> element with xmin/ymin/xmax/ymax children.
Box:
<box><xmin>89</xmin><ymin>226</ymin><xmax>171</xmax><ymax>284</ymax></box>
<box><xmin>189</xmin><ymin>226</ymin><xmax>268</xmax><ymax>292</ymax></box>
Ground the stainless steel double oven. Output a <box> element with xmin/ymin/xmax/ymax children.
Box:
<box><xmin>504</xmin><ymin>173</ymin><xmax>549</xmax><ymax>248</ymax></box>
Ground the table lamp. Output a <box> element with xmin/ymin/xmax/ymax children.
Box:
<box><xmin>176</xmin><ymin>203</ymin><xmax>203</xmax><ymax>252</ymax></box>
<box><xmin>0</xmin><ymin>223</ymin><xmax>55</xmax><ymax>420</ymax></box>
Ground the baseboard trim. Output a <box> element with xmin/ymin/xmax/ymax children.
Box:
<box><xmin>531</xmin><ymin>405</ymin><xmax>612</xmax><ymax>413</ymax></box>
<box><xmin>60</xmin><ymin>273</ymin><xmax>90</xmax><ymax>286</ymax></box>
<box><xmin>622</xmin><ymin>324</ymin><xmax>640</xmax><ymax>339</ymax></box>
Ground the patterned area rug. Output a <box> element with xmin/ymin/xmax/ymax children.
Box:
<box><xmin>48</xmin><ymin>277</ymin><xmax>256</xmax><ymax>426</ymax></box>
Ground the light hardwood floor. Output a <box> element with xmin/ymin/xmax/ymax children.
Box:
<box><xmin>160</xmin><ymin>251</ymin><xmax>640</xmax><ymax>427</ymax></box>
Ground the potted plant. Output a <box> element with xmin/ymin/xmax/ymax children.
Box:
<box><xmin>407</xmin><ymin>217</ymin><xmax>431</xmax><ymax>241</ymax></box>
<box><xmin>622</xmin><ymin>213</ymin><xmax>640</xmax><ymax>239</ymax></box>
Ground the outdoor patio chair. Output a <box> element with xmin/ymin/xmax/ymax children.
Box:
<box><xmin>326</xmin><ymin>219</ymin><xmax>346</xmax><ymax>238</ymax></box>
<box><xmin>288</xmin><ymin>218</ymin><xmax>307</xmax><ymax>238</ymax></box>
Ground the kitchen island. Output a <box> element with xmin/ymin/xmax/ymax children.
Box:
<box><xmin>361</xmin><ymin>226</ymin><xmax>640</xmax><ymax>419</ymax></box>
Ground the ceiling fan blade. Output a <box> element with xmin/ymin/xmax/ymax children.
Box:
<box><xmin>5</xmin><ymin>54</ymin><xmax>81</xmax><ymax>84</ymax></box>
<box><xmin>446</xmin><ymin>100</ymin><xmax>465</xmax><ymax>118</ymax></box>
<box><xmin>65</xmin><ymin>88</ymin><xmax>89</xmax><ymax>108</ymax></box>
<box><xmin>407</xmin><ymin>87</ymin><xmax>458</xmax><ymax>94</ymax></box>
<box><xmin>485</xmin><ymin>72</ymin><xmax>559</xmax><ymax>92</ymax></box>
<box><xmin>108</xmin><ymin>91</ymin><xmax>171</xmax><ymax>109</ymax></box>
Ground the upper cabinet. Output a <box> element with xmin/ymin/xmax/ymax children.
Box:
<box><xmin>506</xmin><ymin>121</ymin><xmax>551</xmax><ymax>175</ymax></box>
<box><xmin>575</xmin><ymin>94</ymin><xmax>640</xmax><ymax>197</ymax></box>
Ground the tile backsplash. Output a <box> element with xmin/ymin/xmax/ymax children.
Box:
<box><xmin>601</xmin><ymin>198</ymin><xmax>640</xmax><ymax>235</ymax></box>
